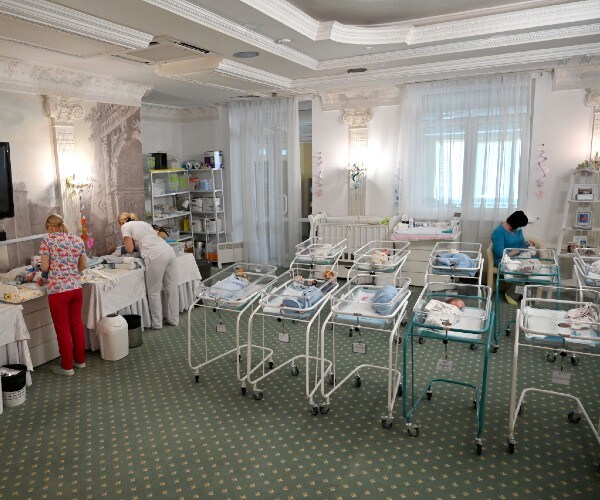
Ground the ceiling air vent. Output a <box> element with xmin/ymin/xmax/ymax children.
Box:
<box><xmin>113</xmin><ymin>36</ymin><xmax>210</xmax><ymax>65</ymax></box>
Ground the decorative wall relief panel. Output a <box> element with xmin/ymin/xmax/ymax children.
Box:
<box><xmin>87</xmin><ymin>103</ymin><xmax>143</xmax><ymax>255</ymax></box>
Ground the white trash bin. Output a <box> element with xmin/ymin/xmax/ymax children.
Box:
<box><xmin>97</xmin><ymin>314</ymin><xmax>129</xmax><ymax>361</ymax></box>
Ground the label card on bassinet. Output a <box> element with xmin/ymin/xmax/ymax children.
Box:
<box><xmin>515</xmin><ymin>285</ymin><xmax>524</xmax><ymax>294</ymax></box>
<box><xmin>216</xmin><ymin>323</ymin><xmax>227</xmax><ymax>333</ymax></box>
<box><xmin>352</xmin><ymin>342</ymin><xmax>367</xmax><ymax>354</ymax></box>
<box><xmin>436</xmin><ymin>358</ymin><xmax>454</xmax><ymax>372</ymax></box>
<box><xmin>278</xmin><ymin>332</ymin><xmax>290</xmax><ymax>343</ymax></box>
<box><xmin>552</xmin><ymin>370</ymin><xmax>571</xmax><ymax>386</ymax></box>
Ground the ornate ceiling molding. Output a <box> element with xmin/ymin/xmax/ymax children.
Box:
<box><xmin>142</xmin><ymin>0</ymin><xmax>315</xmax><ymax>67</ymax></box>
<box><xmin>585</xmin><ymin>89</ymin><xmax>600</xmax><ymax>108</ymax></box>
<box><xmin>554</xmin><ymin>62</ymin><xmax>600</xmax><ymax>91</ymax></box>
<box><xmin>0</xmin><ymin>0</ymin><xmax>153</xmax><ymax>50</ymax></box>
<box><xmin>141</xmin><ymin>102</ymin><xmax>220</xmax><ymax>122</ymax></box>
<box><xmin>342</xmin><ymin>109</ymin><xmax>374</xmax><ymax>128</ymax></box>
<box><xmin>318</xmin><ymin>24</ymin><xmax>600</xmax><ymax>70</ymax></box>
<box><xmin>320</xmin><ymin>88</ymin><xmax>401</xmax><ymax>111</ymax></box>
<box><xmin>300</xmin><ymin>42</ymin><xmax>600</xmax><ymax>93</ymax></box>
<box><xmin>239</xmin><ymin>0</ymin><xmax>600</xmax><ymax>45</ymax></box>
<box><xmin>0</xmin><ymin>57</ymin><xmax>152</xmax><ymax>106</ymax></box>
<box><xmin>44</xmin><ymin>96</ymin><xmax>84</xmax><ymax>124</ymax></box>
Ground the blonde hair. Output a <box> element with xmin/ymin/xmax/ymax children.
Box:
<box><xmin>45</xmin><ymin>213</ymin><xmax>68</xmax><ymax>233</ymax></box>
<box><xmin>118</xmin><ymin>212</ymin><xmax>139</xmax><ymax>223</ymax></box>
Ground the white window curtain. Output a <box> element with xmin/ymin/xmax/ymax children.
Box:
<box><xmin>397</xmin><ymin>73</ymin><xmax>533</xmax><ymax>243</ymax></box>
<box><xmin>228</xmin><ymin>98</ymin><xmax>301</xmax><ymax>266</ymax></box>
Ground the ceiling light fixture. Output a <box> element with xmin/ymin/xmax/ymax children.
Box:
<box><xmin>233</xmin><ymin>51</ymin><xmax>260</xmax><ymax>58</ymax></box>
<box><xmin>347</xmin><ymin>68</ymin><xmax>367</xmax><ymax>73</ymax></box>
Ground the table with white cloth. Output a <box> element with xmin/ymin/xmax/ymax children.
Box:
<box><xmin>82</xmin><ymin>268</ymin><xmax>151</xmax><ymax>351</ymax></box>
<box><xmin>165</xmin><ymin>252</ymin><xmax>202</xmax><ymax>312</ymax></box>
<box><xmin>0</xmin><ymin>303</ymin><xmax>33</xmax><ymax>386</ymax></box>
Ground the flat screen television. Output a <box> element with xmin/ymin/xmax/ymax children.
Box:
<box><xmin>0</xmin><ymin>142</ymin><xmax>14</xmax><ymax>219</ymax></box>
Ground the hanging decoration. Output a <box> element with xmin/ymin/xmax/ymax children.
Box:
<box><xmin>347</xmin><ymin>162</ymin><xmax>367</xmax><ymax>190</ymax></box>
<box><xmin>312</xmin><ymin>152</ymin><xmax>324</xmax><ymax>197</ymax></box>
<box><xmin>535</xmin><ymin>145</ymin><xmax>549</xmax><ymax>187</ymax></box>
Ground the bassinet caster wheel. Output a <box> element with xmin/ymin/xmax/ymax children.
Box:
<box><xmin>290</xmin><ymin>365</ymin><xmax>300</xmax><ymax>376</ymax></box>
<box><xmin>382</xmin><ymin>417</ymin><xmax>393</xmax><ymax>429</ymax></box>
<box><xmin>268</xmin><ymin>360</ymin><xmax>274</xmax><ymax>370</ymax></box>
<box><xmin>253</xmin><ymin>389</ymin><xmax>263</xmax><ymax>400</ymax></box>
<box><xmin>194</xmin><ymin>372</ymin><xmax>200</xmax><ymax>383</ymax></box>
<box><xmin>546</xmin><ymin>352</ymin><xmax>557</xmax><ymax>363</ymax></box>
<box><xmin>491</xmin><ymin>345</ymin><xmax>499</xmax><ymax>353</ymax></box>
<box><xmin>418</xmin><ymin>337</ymin><xmax>426</xmax><ymax>344</ymax></box>
<box><xmin>241</xmin><ymin>386</ymin><xmax>247</xmax><ymax>396</ymax></box>
<box><xmin>397</xmin><ymin>384</ymin><xmax>403</xmax><ymax>397</ymax></box>
<box><xmin>472</xmin><ymin>399</ymin><xmax>477</xmax><ymax>410</ymax></box>
<box><xmin>571</xmin><ymin>356</ymin><xmax>580</xmax><ymax>366</ymax></box>
<box><xmin>401</xmin><ymin>319</ymin><xmax>407</xmax><ymax>327</ymax></box>
<box><xmin>469</xmin><ymin>343</ymin><xmax>478</xmax><ymax>351</ymax></box>
<box><xmin>407</xmin><ymin>424</ymin><xmax>419</xmax><ymax>437</ymax></box>
<box><xmin>568</xmin><ymin>411</ymin><xmax>581</xmax><ymax>424</ymax></box>
<box><xmin>355</xmin><ymin>375</ymin><xmax>362</xmax><ymax>388</ymax></box>
<box><xmin>310</xmin><ymin>404</ymin><xmax>319</xmax><ymax>416</ymax></box>
<box><xmin>476</xmin><ymin>442</ymin><xmax>483</xmax><ymax>455</ymax></box>
<box><xmin>426</xmin><ymin>389</ymin><xmax>433</xmax><ymax>401</ymax></box>
<box><xmin>329</xmin><ymin>373</ymin><xmax>335</xmax><ymax>385</ymax></box>
<box><xmin>319</xmin><ymin>403</ymin><xmax>330</xmax><ymax>414</ymax></box>
<box><xmin>348</xmin><ymin>328</ymin><xmax>353</xmax><ymax>338</ymax></box>
<box><xmin>505</xmin><ymin>328</ymin><xmax>511</xmax><ymax>337</ymax></box>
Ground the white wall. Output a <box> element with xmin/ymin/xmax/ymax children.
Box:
<box><xmin>525</xmin><ymin>72</ymin><xmax>594</xmax><ymax>248</ymax></box>
<box><xmin>312</xmin><ymin>99</ymin><xmax>400</xmax><ymax>217</ymax></box>
<box><xmin>312</xmin><ymin>73</ymin><xmax>596</xmax><ymax>249</ymax></box>
<box><xmin>141</xmin><ymin>119</ymin><xmax>183</xmax><ymax>160</ymax></box>
<box><xmin>0</xmin><ymin>92</ymin><xmax>56</xmax><ymax>206</ymax></box>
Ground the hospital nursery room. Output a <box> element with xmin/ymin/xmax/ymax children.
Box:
<box><xmin>0</xmin><ymin>2</ymin><xmax>599</xmax><ymax>498</ymax></box>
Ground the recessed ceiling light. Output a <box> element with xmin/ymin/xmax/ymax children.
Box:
<box><xmin>347</xmin><ymin>68</ymin><xmax>367</xmax><ymax>73</ymax></box>
<box><xmin>275</xmin><ymin>38</ymin><xmax>291</xmax><ymax>45</ymax></box>
<box><xmin>365</xmin><ymin>46</ymin><xmax>373</xmax><ymax>50</ymax></box>
<box><xmin>233</xmin><ymin>51</ymin><xmax>260</xmax><ymax>58</ymax></box>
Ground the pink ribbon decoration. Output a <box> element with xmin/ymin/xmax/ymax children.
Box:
<box><xmin>536</xmin><ymin>146</ymin><xmax>549</xmax><ymax>187</ymax></box>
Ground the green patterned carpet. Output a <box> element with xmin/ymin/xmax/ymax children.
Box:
<box><xmin>1</xmin><ymin>287</ymin><xmax>598</xmax><ymax>499</ymax></box>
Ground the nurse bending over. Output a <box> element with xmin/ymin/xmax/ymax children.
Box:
<box><xmin>118</xmin><ymin>212</ymin><xmax>179</xmax><ymax>329</ymax></box>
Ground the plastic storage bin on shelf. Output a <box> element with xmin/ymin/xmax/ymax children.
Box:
<box><xmin>97</xmin><ymin>314</ymin><xmax>129</xmax><ymax>361</ymax></box>
<box><xmin>1</xmin><ymin>363</ymin><xmax>27</xmax><ymax>408</ymax></box>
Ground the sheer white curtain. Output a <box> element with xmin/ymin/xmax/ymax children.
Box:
<box><xmin>398</xmin><ymin>73</ymin><xmax>533</xmax><ymax>243</ymax></box>
<box><xmin>228</xmin><ymin>98</ymin><xmax>301</xmax><ymax>266</ymax></box>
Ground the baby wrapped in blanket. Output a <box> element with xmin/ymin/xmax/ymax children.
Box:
<box><xmin>423</xmin><ymin>298</ymin><xmax>465</xmax><ymax>327</ymax></box>
<box><xmin>434</xmin><ymin>252</ymin><xmax>476</xmax><ymax>276</ymax></box>
<box><xmin>282</xmin><ymin>285</ymin><xmax>324</xmax><ymax>318</ymax></box>
<box><xmin>207</xmin><ymin>273</ymin><xmax>250</xmax><ymax>300</ymax></box>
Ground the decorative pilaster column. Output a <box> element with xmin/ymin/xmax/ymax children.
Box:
<box><xmin>342</xmin><ymin>108</ymin><xmax>373</xmax><ymax>216</ymax></box>
<box><xmin>44</xmin><ymin>96</ymin><xmax>84</xmax><ymax>233</ymax></box>
<box><xmin>585</xmin><ymin>90</ymin><xmax>600</xmax><ymax>160</ymax></box>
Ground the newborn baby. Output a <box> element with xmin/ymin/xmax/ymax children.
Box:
<box><xmin>446</xmin><ymin>297</ymin><xmax>465</xmax><ymax>310</ymax></box>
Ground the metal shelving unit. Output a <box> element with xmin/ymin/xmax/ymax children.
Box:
<box><xmin>188</xmin><ymin>168</ymin><xmax>228</xmax><ymax>266</ymax></box>
<box><xmin>149</xmin><ymin>169</ymin><xmax>193</xmax><ymax>243</ymax></box>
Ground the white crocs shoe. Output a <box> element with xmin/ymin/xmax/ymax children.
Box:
<box><xmin>73</xmin><ymin>361</ymin><xmax>86</xmax><ymax>369</ymax></box>
<box><xmin>52</xmin><ymin>366</ymin><xmax>74</xmax><ymax>376</ymax></box>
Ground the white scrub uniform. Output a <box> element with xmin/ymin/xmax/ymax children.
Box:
<box><xmin>120</xmin><ymin>221</ymin><xmax>179</xmax><ymax>329</ymax></box>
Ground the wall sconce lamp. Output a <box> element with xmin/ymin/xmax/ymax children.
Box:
<box><xmin>346</xmin><ymin>161</ymin><xmax>367</xmax><ymax>190</ymax></box>
<box><xmin>66</xmin><ymin>175</ymin><xmax>93</xmax><ymax>195</ymax></box>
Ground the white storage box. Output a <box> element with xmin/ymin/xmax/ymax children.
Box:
<box><xmin>190</xmin><ymin>198</ymin><xmax>203</xmax><ymax>210</ymax></box>
<box><xmin>203</xmin><ymin>218</ymin><xmax>223</xmax><ymax>233</ymax></box>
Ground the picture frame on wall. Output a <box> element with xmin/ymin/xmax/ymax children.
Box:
<box><xmin>572</xmin><ymin>184</ymin><xmax>597</xmax><ymax>201</ymax></box>
<box><xmin>576</xmin><ymin>209</ymin><xmax>592</xmax><ymax>229</ymax></box>
<box><xmin>573</xmin><ymin>235</ymin><xmax>588</xmax><ymax>247</ymax></box>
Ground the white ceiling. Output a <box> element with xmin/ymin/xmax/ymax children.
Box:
<box><xmin>0</xmin><ymin>0</ymin><xmax>599</xmax><ymax>108</ymax></box>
